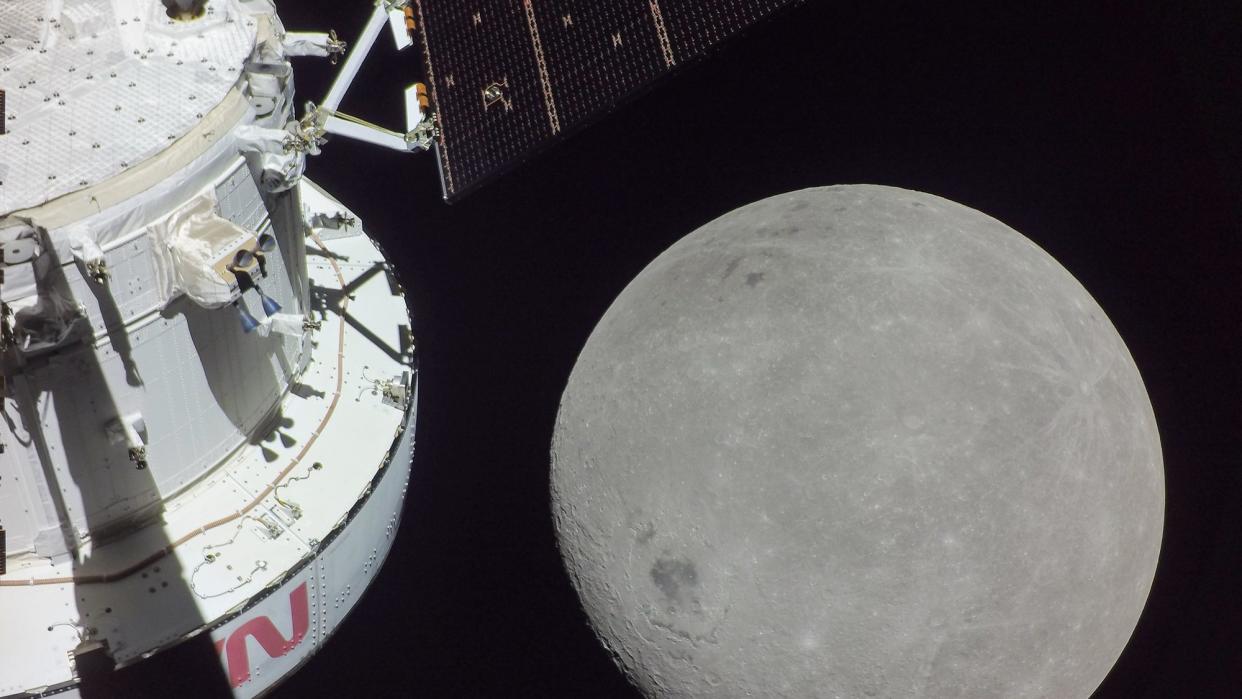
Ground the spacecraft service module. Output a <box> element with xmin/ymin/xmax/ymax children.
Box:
<box><xmin>0</xmin><ymin>0</ymin><xmax>801</xmax><ymax>695</ymax></box>
<box><xmin>0</xmin><ymin>1</ymin><xmax>422</xmax><ymax>695</ymax></box>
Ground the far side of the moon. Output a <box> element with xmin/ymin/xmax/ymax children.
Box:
<box><xmin>551</xmin><ymin>185</ymin><xmax>1164</xmax><ymax>698</ymax></box>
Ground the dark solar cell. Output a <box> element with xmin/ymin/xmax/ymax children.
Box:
<box><xmin>529</xmin><ymin>1</ymin><xmax>668</xmax><ymax>129</ymax></box>
<box><xmin>413</xmin><ymin>0</ymin><xmax>801</xmax><ymax>200</ymax></box>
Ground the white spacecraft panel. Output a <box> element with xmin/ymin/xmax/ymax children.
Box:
<box><xmin>1</xmin><ymin>180</ymin><xmax>416</xmax><ymax>695</ymax></box>
<box><xmin>206</xmin><ymin>393</ymin><xmax>415</xmax><ymax>698</ymax></box>
<box><xmin>214</xmin><ymin>158</ymin><xmax>268</xmax><ymax>233</ymax></box>
<box><xmin>1</xmin><ymin>156</ymin><xmax>303</xmax><ymax>553</ymax></box>
<box><xmin>1</xmin><ymin>2</ymin><xmax>421</xmax><ymax>694</ymax></box>
<box><xmin>46</xmin><ymin>159</ymin><xmax>267</xmax><ymax>339</ymax></box>
<box><xmin>0</xmin><ymin>0</ymin><xmax>257</xmax><ymax>214</ymax></box>
<box><xmin>65</xmin><ymin>234</ymin><xmax>166</xmax><ymax>336</ymax></box>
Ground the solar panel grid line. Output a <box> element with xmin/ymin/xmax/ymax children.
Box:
<box><xmin>417</xmin><ymin>0</ymin><xmax>552</xmax><ymax>199</ymax></box>
<box><xmin>532</xmin><ymin>1</ymin><xmax>666</xmax><ymax>128</ymax></box>
<box><xmin>416</xmin><ymin>0</ymin><xmax>802</xmax><ymax>201</ymax></box>
<box><xmin>649</xmin><ymin>0</ymin><xmax>677</xmax><ymax>67</ymax></box>
<box><xmin>522</xmin><ymin>0</ymin><xmax>560</xmax><ymax>134</ymax></box>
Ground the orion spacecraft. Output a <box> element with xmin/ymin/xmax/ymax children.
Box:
<box><xmin>0</xmin><ymin>0</ymin><xmax>796</xmax><ymax>695</ymax></box>
<box><xmin>0</xmin><ymin>1</ymin><xmax>422</xmax><ymax>695</ymax></box>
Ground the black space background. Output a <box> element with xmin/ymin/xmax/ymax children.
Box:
<box><xmin>256</xmin><ymin>2</ymin><xmax>1241</xmax><ymax>697</ymax></box>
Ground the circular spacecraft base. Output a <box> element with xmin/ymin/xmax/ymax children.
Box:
<box><xmin>0</xmin><ymin>0</ymin><xmax>259</xmax><ymax>213</ymax></box>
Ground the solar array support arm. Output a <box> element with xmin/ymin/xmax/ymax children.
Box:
<box><xmin>282</xmin><ymin>32</ymin><xmax>339</xmax><ymax>58</ymax></box>
<box><xmin>314</xmin><ymin>1</ymin><xmax>430</xmax><ymax>153</ymax></box>
<box><xmin>323</xmin><ymin>113</ymin><xmax>408</xmax><ymax>152</ymax></box>
<box><xmin>322</xmin><ymin>2</ymin><xmax>392</xmax><ymax>112</ymax></box>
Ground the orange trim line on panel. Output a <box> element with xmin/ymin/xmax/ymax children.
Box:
<box><xmin>0</xmin><ymin>234</ymin><xmax>349</xmax><ymax>587</ymax></box>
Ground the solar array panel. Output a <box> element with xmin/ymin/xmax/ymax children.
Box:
<box><xmin>412</xmin><ymin>0</ymin><xmax>801</xmax><ymax>200</ymax></box>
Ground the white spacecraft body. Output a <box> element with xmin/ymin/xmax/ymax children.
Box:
<box><xmin>0</xmin><ymin>1</ymin><xmax>420</xmax><ymax>696</ymax></box>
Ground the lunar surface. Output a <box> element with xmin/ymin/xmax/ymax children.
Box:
<box><xmin>551</xmin><ymin>185</ymin><xmax>1164</xmax><ymax>698</ymax></box>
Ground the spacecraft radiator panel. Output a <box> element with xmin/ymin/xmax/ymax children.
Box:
<box><xmin>0</xmin><ymin>0</ymin><xmax>258</xmax><ymax>214</ymax></box>
<box><xmin>413</xmin><ymin>0</ymin><xmax>802</xmax><ymax>200</ymax></box>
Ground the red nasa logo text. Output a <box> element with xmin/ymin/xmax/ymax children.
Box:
<box><xmin>214</xmin><ymin>582</ymin><xmax>309</xmax><ymax>687</ymax></box>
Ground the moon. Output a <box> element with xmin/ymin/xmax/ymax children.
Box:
<box><xmin>551</xmin><ymin>185</ymin><xmax>1163</xmax><ymax>697</ymax></box>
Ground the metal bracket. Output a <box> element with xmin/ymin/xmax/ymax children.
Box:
<box><xmin>70</xmin><ymin>637</ymin><xmax>114</xmax><ymax>680</ymax></box>
<box><xmin>406</xmin><ymin>116</ymin><xmax>438</xmax><ymax>151</ymax></box>
<box><xmin>106</xmin><ymin>413</ymin><xmax>148</xmax><ymax>470</ymax></box>
<box><xmin>284</xmin><ymin>101</ymin><xmax>330</xmax><ymax>154</ymax></box>
<box><xmin>256</xmin><ymin>514</ymin><xmax>284</xmax><ymax>540</ymax></box>
<box><xmin>85</xmin><ymin>259</ymin><xmax>110</xmax><ymax>284</ymax></box>
<box><xmin>379</xmin><ymin>371</ymin><xmax>409</xmax><ymax>409</ymax></box>
<box><xmin>326</xmin><ymin>29</ymin><xmax>347</xmax><ymax>64</ymax></box>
